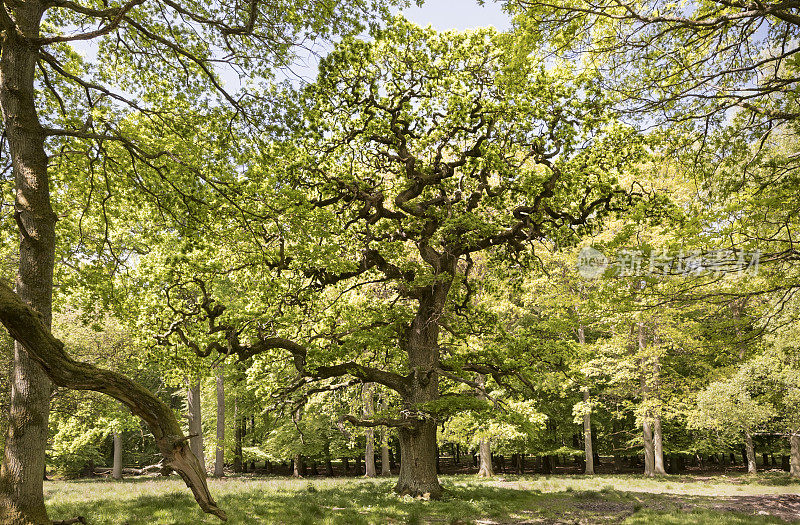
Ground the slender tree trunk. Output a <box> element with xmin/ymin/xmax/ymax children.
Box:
<box><xmin>112</xmin><ymin>432</ymin><xmax>123</xmax><ymax>480</ymax></box>
<box><xmin>187</xmin><ymin>379</ymin><xmax>205</xmax><ymax>472</ymax></box>
<box><xmin>653</xmin><ymin>416</ymin><xmax>667</xmax><ymax>475</ymax></box>
<box><xmin>790</xmin><ymin>432</ymin><xmax>800</xmax><ymax>478</ymax></box>
<box><xmin>643</xmin><ymin>419</ymin><xmax>655</xmax><ymax>476</ymax></box>
<box><xmin>323</xmin><ymin>442</ymin><xmax>334</xmax><ymax>476</ymax></box>
<box><xmin>0</xmin><ymin>5</ymin><xmax>55</xmax><ymax>522</ymax></box>
<box><xmin>293</xmin><ymin>454</ymin><xmax>302</xmax><ymax>478</ymax></box>
<box><xmin>233</xmin><ymin>400</ymin><xmax>243</xmax><ymax>473</ymax></box>
<box><xmin>651</xmin><ymin>350</ymin><xmax>667</xmax><ymax>476</ymax></box>
<box><xmin>214</xmin><ymin>369</ymin><xmax>225</xmax><ymax>478</ymax></box>
<box><xmin>583</xmin><ymin>390</ymin><xmax>595</xmax><ymax>475</ymax></box>
<box><xmin>639</xmin><ymin>322</ymin><xmax>655</xmax><ymax>477</ymax></box>
<box><xmin>475</xmin><ymin>374</ymin><xmax>494</xmax><ymax>478</ymax></box>
<box><xmin>745</xmin><ymin>431</ymin><xmax>757</xmax><ymax>474</ymax></box>
<box><xmin>577</xmin><ymin>326</ymin><xmax>594</xmax><ymax>475</ymax></box>
<box><xmin>364</xmin><ymin>383</ymin><xmax>376</xmax><ymax>477</ymax></box>
<box><xmin>380</xmin><ymin>395</ymin><xmax>391</xmax><ymax>475</ymax></box>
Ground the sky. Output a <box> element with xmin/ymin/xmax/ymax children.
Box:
<box><xmin>280</xmin><ymin>0</ymin><xmax>512</xmax><ymax>84</ymax></box>
<box><xmin>399</xmin><ymin>1</ymin><xmax>511</xmax><ymax>31</ymax></box>
<box><xmin>70</xmin><ymin>1</ymin><xmax>513</xmax><ymax>92</ymax></box>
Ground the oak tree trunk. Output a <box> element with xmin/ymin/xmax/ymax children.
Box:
<box><xmin>577</xmin><ymin>326</ymin><xmax>594</xmax><ymax>475</ymax></box>
<box><xmin>790</xmin><ymin>432</ymin><xmax>800</xmax><ymax>478</ymax></box>
<box><xmin>639</xmin><ymin>322</ymin><xmax>655</xmax><ymax>477</ymax></box>
<box><xmin>394</xmin><ymin>286</ymin><xmax>447</xmax><ymax>498</ymax></box>
<box><xmin>583</xmin><ymin>390</ymin><xmax>594</xmax><ymax>475</ymax></box>
<box><xmin>323</xmin><ymin>442</ymin><xmax>334</xmax><ymax>476</ymax></box>
<box><xmin>395</xmin><ymin>421</ymin><xmax>440</xmax><ymax>497</ymax></box>
<box><xmin>292</xmin><ymin>454</ymin><xmax>302</xmax><ymax>478</ymax></box>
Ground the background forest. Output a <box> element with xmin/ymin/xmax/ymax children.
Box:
<box><xmin>0</xmin><ymin>0</ymin><xmax>799</xmax><ymax>524</ymax></box>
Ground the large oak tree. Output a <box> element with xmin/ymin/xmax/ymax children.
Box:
<box><xmin>154</xmin><ymin>18</ymin><xmax>646</xmax><ymax>497</ymax></box>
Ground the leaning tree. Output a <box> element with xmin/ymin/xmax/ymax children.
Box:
<box><xmin>154</xmin><ymin>18</ymin><xmax>648</xmax><ymax>497</ymax></box>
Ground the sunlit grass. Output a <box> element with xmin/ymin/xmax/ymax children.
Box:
<box><xmin>43</xmin><ymin>474</ymin><xmax>800</xmax><ymax>524</ymax></box>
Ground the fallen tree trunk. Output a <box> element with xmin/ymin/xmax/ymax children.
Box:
<box><xmin>95</xmin><ymin>461</ymin><xmax>172</xmax><ymax>477</ymax></box>
<box><xmin>0</xmin><ymin>282</ymin><xmax>226</xmax><ymax>521</ymax></box>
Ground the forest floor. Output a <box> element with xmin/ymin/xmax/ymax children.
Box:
<box><xmin>44</xmin><ymin>473</ymin><xmax>800</xmax><ymax>524</ymax></box>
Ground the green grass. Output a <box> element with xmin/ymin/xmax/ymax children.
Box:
<box><xmin>43</xmin><ymin>474</ymin><xmax>800</xmax><ymax>524</ymax></box>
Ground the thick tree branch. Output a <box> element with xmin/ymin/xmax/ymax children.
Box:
<box><xmin>0</xmin><ymin>282</ymin><xmax>226</xmax><ymax>521</ymax></box>
<box><xmin>341</xmin><ymin>414</ymin><xmax>416</xmax><ymax>428</ymax></box>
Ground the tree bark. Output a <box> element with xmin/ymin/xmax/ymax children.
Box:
<box><xmin>0</xmin><ymin>5</ymin><xmax>55</xmax><ymax>521</ymax></box>
<box><xmin>643</xmin><ymin>419</ymin><xmax>655</xmax><ymax>477</ymax></box>
<box><xmin>292</xmin><ymin>454</ymin><xmax>302</xmax><ymax>478</ymax></box>
<box><xmin>790</xmin><ymin>432</ymin><xmax>800</xmax><ymax>478</ymax></box>
<box><xmin>112</xmin><ymin>432</ymin><xmax>123</xmax><ymax>480</ymax></box>
<box><xmin>577</xmin><ymin>326</ymin><xmax>594</xmax><ymax>475</ymax></box>
<box><xmin>475</xmin><ymin>373</ymin><xmax>494</xmax><ymax>478</ymax></box>
<box><xmin>639</xmin><ymin>322</ymin><xmax>656</xmax><ymax>477</ymax></box>
<box><xmin>745</xmin><ymin>431</ymin><xmax>757</xmax><ymax>474</ymax></box>
<box><xmin>363</xmin><ymin>383</ymin><xmax>376</xmax><ymax>477</ymax></box>
<box><xmin>396</xmin><ymin>421</ymin><xmax>440</xmax><ymax>497</ymax></box>
<box><xmin>380</xmin><ymin>395</ymin><xmax>391</xmax><ymax>476</ymax></box>
<box><xmin>323</xmin><ymin>442</ymin><xmax>334</xmax><ymax>476</ymax></box>
<box><xmin>393</xmin><ymin>284</ymin><xmax>449</xmax><ymax>499</ymax></box>
<box><xmin>187</xmin><ymin>379</ymin><xmax>205</xmax><ymax>473</ymax></box>
<box><xmin>583</xmin><ymin>390</ymin><xmax>594</xmax><ymax>475</ymax></box>
<box><xmin>0</xmin><ymin>282</ymin><xmax>226</xmax><ymax>520</ymax></box>
<box><xmin>476</xmin><ymin>439</ymin><xmax>494</xmax><ymax>477</ymax></box>
<box><xmin>214</xmin><ymin>369</ymin><xmax>225</xmax><ymax>478</ymax></box>
<box><xmin>232</xmin><ymin>399</ymin><xmax>242</xmax><ymax>474</ymax></box>
<box><xmin>653</xmin><ymin>415</ymin><xmax>667</xmax><ymax>475</ymax></box>
<box><xmin>651</xmin><ymin>350</ymin><xmax>667</xmax><ymax>476</ymax></box>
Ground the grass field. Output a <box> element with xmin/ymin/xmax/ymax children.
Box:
<box><xmin>44</xmin><ymin>473</ymin><xmax>800</xmax><ymax>524</ymax></box>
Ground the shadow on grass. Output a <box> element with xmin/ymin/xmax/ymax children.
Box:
<box><xmin>45</xmin><ymin>477</ymin><xmax>797</xmax><ymax>525</ymax></box>
<box><xmin>47</xmin><ymin>480</ymin><xmax>556</xmax><ymax>525</ymax></box>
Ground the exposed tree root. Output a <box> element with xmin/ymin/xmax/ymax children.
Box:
<box><xmin>52</xmin><ymin>517</ymin><xmax>87</xmax><ymax>525</ymax></box>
